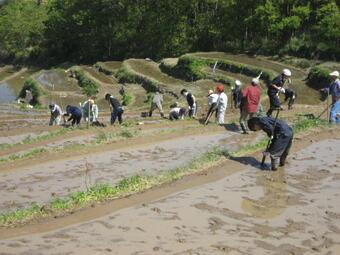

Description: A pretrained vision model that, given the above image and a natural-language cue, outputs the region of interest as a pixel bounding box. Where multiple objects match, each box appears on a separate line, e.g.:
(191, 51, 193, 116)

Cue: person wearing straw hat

(321, 71, 340, 124)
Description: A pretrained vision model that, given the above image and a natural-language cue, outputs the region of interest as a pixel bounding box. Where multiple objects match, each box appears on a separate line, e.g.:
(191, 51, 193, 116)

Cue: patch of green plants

(169, 54, 276, 86)
(307, 66, 332, 90)
(70, 67, 99, 96)
(0, 147, 227, 227)
(122, 93, 133, 106)
(94, 62, 114, 75)
(18, 78, 42, 106)
(0, 148, 48, 163)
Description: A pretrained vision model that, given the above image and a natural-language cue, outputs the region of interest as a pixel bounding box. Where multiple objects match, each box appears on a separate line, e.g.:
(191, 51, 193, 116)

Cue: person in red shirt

(239, 78, 262, 134)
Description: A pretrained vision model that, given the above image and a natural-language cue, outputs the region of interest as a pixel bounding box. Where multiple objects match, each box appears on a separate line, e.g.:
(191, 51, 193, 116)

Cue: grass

(0, 128, 71, 151)
(0, 147, 227, 227)
(0, 148, 48, 163)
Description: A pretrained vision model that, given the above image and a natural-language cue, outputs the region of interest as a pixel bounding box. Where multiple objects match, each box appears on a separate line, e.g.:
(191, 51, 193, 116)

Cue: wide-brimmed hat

(329, 71, 339, 77)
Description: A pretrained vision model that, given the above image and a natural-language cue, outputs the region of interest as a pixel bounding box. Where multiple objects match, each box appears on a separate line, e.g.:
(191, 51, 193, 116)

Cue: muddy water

(0, 82, 16, 103)
(1, 138, 339, 254)
(0, 132, 236, 213)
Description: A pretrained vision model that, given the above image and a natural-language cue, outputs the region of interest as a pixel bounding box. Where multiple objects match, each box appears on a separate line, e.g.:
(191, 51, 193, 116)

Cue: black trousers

(267, 93, 281, 117)
(269, 134, 293, 167)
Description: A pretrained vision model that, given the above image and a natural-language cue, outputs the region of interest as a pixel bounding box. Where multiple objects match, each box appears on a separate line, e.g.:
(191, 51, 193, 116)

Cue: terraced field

(0, 52, 337, 254)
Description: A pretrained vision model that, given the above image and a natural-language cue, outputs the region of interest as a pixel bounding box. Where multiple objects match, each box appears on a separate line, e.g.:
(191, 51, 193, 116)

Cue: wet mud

(0, 135, 339, 254)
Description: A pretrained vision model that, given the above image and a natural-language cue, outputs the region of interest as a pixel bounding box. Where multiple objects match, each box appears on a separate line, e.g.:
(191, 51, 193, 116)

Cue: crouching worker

(284, 88, 297, 110)
(64, 105, 82, 127)
(204, 90, 218, 124)
(169, 103, 186, 120)
(49, 103, 62, 126)
(248, 117, 293, 171)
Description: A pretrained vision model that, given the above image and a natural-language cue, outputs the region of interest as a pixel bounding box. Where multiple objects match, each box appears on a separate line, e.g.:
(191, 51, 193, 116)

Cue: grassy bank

(0, 117, 329, 227)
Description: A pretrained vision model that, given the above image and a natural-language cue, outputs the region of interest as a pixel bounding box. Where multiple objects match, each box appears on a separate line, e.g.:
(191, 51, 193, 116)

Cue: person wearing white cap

(82, 98, 99, 123)
(204, 89, 219, 124)
(232, 80, 242, 109)
(239, 78, 262, 134)
(322, 71, 340, 123)
(266, 69, 291, 117)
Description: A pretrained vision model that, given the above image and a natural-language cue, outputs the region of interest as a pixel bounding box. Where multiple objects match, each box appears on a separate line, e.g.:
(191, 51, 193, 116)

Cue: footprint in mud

(208, 217, 226, 233)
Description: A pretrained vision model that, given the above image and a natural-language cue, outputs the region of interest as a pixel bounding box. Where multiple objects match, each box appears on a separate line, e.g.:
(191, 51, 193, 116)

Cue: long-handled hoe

(261, 108, 280, 168)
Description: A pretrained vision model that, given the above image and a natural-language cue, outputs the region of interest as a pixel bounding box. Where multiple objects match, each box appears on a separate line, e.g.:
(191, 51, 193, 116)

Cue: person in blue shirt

(267, 69, 291, 116)
(248, 117, 293, 171)
(321, 71, 340, 124)
(64, 105, 82, 127)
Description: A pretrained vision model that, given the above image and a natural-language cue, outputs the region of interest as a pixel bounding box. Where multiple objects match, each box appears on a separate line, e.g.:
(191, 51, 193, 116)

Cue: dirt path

(0, 129, 339, 254)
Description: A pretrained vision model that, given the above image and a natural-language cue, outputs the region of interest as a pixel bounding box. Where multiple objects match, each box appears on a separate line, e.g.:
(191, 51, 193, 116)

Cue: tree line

(0, 0, 339, 65)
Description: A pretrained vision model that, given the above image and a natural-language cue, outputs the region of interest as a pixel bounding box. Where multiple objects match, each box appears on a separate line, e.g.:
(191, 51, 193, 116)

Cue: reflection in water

(0, 82, 17, 103)
(242, 170, 287, 219)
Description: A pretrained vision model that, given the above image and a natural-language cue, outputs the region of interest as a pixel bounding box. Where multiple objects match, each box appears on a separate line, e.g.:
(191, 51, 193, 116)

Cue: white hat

(235, 80, 241, 86)
(208, 90, 214, 95)
(282, 69, 291, 77)
(329, 71, 339, 77)
(252, 78, 260, 85)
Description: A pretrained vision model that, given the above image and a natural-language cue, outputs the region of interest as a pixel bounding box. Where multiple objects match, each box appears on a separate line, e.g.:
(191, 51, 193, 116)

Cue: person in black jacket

(64, 105, 82, 126)
(180, 89, 197, 118)
(248, 117, 293, 171)
(105, 93, 124, 125)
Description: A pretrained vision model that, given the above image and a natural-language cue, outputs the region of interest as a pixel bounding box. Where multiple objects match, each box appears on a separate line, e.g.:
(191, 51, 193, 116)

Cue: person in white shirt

(216, 85, 228, 124)
(204, 90, 219, 124)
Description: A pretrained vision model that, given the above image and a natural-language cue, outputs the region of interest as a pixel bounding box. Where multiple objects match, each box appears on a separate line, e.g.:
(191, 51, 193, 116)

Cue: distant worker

(267, 69, 291, 117)
(105, 93, 124, 125)
(204, 89, 219, 124)
(180, 89, 197, 118)
(149, 90, 164, 118)
(284, 88, 297, 110)
(216, 85, 228, 124)
(232, 80, 242, 109)
(321, 71, 340, 124)
(82, 99, 99, 123)
(64, 105, 82, 127)
(48, 103, 62, 126)
(169, 103, 186, 121)
(248, 117, 293, 171)
(239, 78, 262, 134)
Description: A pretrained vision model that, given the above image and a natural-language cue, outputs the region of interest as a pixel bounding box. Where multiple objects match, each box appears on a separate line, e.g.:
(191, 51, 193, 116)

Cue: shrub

(71, 67, 99, 96)
(122, 93, 132, 106)
(94, 62, 114, 75)
(18, 78, 42, 106)
(306, 66, 332, 89)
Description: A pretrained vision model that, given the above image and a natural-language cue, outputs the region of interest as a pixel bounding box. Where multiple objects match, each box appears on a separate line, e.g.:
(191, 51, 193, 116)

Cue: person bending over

(248, 117, 293, 171)
(64, 105, 82, 127)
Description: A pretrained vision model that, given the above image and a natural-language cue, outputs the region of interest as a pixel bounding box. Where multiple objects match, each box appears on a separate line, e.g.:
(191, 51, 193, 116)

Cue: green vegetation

(1, 0, 338, 63)
(0, 147, 227, 227)
(0, 128, 70, 151)
(168, 55, 276, 85)
(94, 62, 114, 75)
(116, 63, 161, 92)
(0, 148, 47, 163)
(70, 67, 99, 96)
(18, 78, 42, 105)
(307, 66, 332, 89)
(122, 93, 133, 106)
